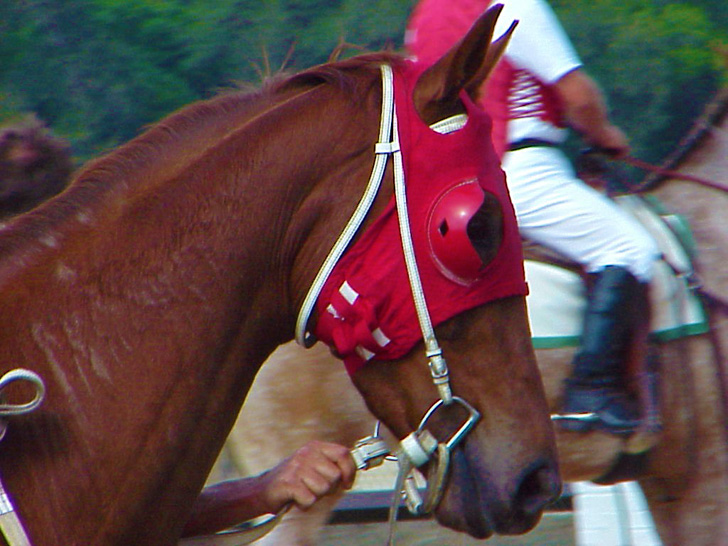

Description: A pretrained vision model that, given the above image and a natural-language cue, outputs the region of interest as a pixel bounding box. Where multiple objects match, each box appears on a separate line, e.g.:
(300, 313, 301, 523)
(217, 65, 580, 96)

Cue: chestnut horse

(221, 89, 728, 545)
(0, 7, 560, 546)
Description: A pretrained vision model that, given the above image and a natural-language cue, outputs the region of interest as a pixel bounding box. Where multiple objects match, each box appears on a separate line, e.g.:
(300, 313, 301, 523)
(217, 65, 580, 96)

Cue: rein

(0, 369, 46, 546)
(620, 154, 728, 193)
(613, 153, 728, 312)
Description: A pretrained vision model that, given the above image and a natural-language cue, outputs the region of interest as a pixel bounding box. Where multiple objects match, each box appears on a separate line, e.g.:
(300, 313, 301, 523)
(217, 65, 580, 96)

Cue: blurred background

(1, 0, 726, 167)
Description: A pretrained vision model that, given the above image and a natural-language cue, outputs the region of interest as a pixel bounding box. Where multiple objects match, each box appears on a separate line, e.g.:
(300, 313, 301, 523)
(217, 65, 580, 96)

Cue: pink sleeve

(406, 0, 510, 156)
(405, 0, 493, 66)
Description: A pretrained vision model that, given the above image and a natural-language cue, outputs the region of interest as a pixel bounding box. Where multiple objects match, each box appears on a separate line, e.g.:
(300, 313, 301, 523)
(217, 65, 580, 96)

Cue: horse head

(295, 6, 561, 539)
(0, 6, 558, 545)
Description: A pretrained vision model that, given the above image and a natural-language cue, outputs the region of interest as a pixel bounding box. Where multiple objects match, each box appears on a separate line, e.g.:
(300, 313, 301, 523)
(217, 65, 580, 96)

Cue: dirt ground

(320, 512, 575, 545)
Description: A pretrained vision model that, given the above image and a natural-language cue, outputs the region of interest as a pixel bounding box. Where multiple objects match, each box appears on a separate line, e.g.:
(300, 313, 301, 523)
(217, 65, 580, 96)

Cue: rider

(182, 440, 356, 537)
(406, 0, 661, 434)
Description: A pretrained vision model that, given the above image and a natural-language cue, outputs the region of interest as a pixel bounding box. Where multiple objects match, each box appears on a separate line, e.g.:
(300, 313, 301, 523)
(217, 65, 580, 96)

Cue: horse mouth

(434, 446, 561, 538)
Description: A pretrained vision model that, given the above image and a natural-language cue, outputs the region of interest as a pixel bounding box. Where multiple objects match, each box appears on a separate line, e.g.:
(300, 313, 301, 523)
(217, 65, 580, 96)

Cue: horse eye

(466, 193, 503, 266)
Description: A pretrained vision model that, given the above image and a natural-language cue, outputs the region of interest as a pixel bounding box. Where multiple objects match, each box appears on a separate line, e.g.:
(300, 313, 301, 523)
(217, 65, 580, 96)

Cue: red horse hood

(314, 61, 527, 375)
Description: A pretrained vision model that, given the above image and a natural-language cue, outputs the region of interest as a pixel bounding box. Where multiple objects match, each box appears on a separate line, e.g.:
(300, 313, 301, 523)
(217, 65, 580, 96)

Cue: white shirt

(493, 0, 582, 144)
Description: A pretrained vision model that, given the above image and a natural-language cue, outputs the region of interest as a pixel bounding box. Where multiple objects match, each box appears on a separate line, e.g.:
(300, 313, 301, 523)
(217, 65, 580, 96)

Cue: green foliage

(0, 0, 724, 166)
(552, 0, 726, 163)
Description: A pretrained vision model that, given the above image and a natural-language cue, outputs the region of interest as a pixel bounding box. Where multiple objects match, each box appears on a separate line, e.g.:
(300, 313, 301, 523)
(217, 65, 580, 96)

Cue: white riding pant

(502, 146, 659, 283)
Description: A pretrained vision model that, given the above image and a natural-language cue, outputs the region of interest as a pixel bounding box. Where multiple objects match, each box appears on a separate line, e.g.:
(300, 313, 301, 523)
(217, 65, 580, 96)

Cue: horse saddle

(523, 193, 708, 349)
(524, 193, 708, 455)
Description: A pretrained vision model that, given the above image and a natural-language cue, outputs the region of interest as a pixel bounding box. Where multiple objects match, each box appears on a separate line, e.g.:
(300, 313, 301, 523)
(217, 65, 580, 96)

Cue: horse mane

(272, 52, 401, 95)
(82, 51, 401, 187)
(0, 52, 403, 264)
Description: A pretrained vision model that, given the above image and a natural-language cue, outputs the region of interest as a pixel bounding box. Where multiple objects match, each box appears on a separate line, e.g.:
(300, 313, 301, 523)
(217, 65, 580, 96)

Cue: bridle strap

(178, 508, 289, 546)
(385, 441, 449, 546)
(295, 63, 455, 403)
(295, 64, 396, 348)
(390, 106, 453, 404)
(0, 369, 46, 546)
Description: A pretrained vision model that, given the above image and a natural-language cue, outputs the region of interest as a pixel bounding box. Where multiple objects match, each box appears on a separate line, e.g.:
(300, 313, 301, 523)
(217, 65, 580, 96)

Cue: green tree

(0, 0, 724, 166)
(552, 0, 726, 163)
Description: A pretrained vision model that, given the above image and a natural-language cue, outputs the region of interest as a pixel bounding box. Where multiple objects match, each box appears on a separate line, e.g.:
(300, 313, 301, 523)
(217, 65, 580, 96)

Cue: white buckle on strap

(375, 141, 400, 154)
(351, 436, 390, 471)
(400, 430, 438, 468)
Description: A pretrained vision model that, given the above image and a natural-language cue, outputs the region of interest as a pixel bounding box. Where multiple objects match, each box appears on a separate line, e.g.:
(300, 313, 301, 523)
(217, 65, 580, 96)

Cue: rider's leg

(502, 147, 660, 433)
(560, 266, 647, 433)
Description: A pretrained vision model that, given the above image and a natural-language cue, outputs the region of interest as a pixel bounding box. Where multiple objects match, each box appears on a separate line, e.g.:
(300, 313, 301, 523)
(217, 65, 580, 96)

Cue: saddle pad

(526, 195, 709, 349)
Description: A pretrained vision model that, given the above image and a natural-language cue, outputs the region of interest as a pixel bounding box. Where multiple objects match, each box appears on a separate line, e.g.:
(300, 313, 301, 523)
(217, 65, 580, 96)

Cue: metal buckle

(0, 369, 45, 418)
(351, 435, 390, 470)
(416, 396, 480, 452)
(0, 369, 46, 442)
(403, 473, 426, 514)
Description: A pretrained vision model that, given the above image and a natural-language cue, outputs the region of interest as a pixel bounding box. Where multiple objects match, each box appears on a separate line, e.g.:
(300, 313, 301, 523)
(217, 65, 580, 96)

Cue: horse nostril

(513, 458, 562, 518)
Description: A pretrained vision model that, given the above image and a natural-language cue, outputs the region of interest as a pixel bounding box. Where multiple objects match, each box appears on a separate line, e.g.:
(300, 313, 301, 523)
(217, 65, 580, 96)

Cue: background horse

(218, 87, 728, 545)
(0, 9, 560, 546)
(0, 116, 73, 220)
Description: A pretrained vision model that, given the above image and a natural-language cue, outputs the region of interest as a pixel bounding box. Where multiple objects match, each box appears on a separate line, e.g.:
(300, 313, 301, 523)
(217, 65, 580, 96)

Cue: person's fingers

(283, 441, 357, 510)
(287, 480, 319, 510)
(311, 441, 357, 488)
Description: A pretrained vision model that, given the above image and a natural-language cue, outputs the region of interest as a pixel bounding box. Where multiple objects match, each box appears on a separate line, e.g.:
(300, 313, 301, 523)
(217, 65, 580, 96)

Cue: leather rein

(616, 153, 728, 311)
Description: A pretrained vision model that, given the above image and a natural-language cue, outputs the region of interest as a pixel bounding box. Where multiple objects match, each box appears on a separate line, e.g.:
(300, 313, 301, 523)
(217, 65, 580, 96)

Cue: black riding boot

(558, 266, 644, 435)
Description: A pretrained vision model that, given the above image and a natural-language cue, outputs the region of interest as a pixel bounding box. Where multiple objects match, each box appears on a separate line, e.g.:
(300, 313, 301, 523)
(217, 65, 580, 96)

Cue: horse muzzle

(435, 440, 562, 538)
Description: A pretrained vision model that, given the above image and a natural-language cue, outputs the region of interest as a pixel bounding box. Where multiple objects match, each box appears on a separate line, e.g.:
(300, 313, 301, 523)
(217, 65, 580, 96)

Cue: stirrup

(555, 381, 640, 435)
(553, 409, 640, 435)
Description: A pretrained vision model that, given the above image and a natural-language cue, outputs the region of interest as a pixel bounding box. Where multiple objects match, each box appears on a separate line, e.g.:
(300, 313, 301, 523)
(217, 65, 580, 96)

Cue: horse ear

(464, 17, 517, 101)
(413, 4, 517, 124)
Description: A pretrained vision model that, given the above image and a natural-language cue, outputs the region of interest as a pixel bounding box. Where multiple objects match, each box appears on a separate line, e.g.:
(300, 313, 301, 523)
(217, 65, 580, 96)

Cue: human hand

(259, 440, 357, 514)
(587, 124, 630, 159)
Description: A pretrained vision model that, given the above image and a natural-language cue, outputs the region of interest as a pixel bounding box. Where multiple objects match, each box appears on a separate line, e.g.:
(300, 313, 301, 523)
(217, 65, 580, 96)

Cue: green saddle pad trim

(529, 193, 708, 349)
(532, 321, 710, 349)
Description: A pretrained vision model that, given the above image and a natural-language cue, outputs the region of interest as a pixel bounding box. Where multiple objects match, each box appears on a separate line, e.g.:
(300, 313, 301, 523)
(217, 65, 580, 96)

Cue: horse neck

(0, 68, 385, 545)
(650, 106, 728, 298)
